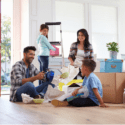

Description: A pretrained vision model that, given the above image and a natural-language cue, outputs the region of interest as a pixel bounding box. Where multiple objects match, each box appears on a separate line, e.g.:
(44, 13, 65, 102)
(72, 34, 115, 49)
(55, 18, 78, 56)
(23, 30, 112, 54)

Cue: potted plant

(106, 42, 119, 59)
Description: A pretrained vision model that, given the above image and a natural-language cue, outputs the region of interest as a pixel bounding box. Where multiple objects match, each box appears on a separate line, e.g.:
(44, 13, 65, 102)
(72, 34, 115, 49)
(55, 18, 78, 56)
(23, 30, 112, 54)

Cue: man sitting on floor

(10, 46, 55, 102)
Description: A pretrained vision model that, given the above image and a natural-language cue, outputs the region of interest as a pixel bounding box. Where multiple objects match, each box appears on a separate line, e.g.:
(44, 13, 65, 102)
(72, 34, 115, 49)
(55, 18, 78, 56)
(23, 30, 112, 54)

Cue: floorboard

(0, 95, 125, 124)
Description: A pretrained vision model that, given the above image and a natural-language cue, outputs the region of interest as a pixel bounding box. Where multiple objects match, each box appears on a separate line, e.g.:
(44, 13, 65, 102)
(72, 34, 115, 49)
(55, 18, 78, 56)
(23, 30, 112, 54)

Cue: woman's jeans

(16, 82, 55, 102)
(38, 56, 49, 85)
(38, 56, 49, 72)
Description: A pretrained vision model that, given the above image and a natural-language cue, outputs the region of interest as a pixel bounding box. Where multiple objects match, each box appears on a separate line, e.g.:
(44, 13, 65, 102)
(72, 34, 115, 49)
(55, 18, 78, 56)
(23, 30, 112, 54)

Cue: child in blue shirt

(37, 24, 56, 85)
(51, 59, 108, 107)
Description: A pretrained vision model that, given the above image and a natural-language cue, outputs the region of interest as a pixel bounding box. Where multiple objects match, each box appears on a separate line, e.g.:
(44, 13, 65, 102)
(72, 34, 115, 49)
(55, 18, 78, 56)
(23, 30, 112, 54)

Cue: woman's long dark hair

(76, 29, 90, 49)
(40, 24, 49, 38)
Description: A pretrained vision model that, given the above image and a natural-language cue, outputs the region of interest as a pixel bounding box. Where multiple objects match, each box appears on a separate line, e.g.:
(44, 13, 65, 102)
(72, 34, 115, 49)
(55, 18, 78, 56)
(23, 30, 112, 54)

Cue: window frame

(88, 3, 119, 54)
(54, 0, 120, 59)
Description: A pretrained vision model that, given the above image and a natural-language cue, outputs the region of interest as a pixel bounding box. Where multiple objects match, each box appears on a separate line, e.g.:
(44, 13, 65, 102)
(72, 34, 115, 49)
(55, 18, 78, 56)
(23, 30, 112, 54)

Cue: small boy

(51, 59, 107, 107)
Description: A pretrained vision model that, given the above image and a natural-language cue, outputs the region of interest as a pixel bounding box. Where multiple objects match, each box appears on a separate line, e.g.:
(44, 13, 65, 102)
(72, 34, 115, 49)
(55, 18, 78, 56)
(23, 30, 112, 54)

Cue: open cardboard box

(95, 72, 125, 104)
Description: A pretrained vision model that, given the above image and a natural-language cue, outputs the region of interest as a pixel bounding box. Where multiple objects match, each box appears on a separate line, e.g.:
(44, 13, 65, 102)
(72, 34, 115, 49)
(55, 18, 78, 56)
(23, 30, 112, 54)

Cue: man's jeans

(16, 82, 55, 101)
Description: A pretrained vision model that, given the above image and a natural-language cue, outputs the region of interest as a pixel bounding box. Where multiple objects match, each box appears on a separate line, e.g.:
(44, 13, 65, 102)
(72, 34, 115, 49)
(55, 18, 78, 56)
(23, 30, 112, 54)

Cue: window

(1, 0, 12, 94)
(91, 5, 118, 58)
(55, 1, 85, 57)
(55, 1, 118, 59)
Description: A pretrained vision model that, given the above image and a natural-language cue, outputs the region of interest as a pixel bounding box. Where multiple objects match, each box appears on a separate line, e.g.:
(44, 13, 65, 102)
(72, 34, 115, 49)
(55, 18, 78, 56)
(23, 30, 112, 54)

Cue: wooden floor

(0, 95, 125, 124)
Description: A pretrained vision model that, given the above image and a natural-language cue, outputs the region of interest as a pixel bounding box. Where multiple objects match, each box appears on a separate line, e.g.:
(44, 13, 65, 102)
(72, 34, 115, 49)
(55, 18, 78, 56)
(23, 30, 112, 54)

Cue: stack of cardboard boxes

(95, 73, 125, 104)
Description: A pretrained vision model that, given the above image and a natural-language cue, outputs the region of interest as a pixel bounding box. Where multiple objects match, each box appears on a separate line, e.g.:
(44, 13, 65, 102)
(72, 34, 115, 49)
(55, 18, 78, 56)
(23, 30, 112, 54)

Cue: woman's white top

(76, 49, 84, 59)
(74, 49, 84, 68)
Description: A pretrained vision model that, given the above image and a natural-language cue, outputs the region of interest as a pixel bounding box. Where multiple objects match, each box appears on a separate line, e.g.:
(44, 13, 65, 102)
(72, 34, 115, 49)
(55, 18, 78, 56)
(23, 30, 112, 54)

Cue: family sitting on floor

(10, 25, 108, 107)
(10, 46, 107, 107)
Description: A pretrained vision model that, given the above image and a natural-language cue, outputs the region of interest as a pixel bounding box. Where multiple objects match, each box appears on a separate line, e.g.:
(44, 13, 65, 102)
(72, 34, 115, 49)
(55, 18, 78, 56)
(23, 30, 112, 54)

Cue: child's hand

(72, 89, 78, 96)
(99, 103, 108, 108)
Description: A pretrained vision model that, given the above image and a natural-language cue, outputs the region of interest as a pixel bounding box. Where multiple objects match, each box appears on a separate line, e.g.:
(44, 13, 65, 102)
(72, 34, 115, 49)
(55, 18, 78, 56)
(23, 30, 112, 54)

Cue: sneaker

(51, 99, 68, 107)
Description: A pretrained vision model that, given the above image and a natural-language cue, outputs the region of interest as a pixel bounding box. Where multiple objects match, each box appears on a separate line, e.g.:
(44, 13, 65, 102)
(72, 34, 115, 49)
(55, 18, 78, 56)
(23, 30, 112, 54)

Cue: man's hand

(72, 89, 78, 96)
(22, 72, 45, 85)
(36, 72, 45, 80)
(99, 103, 108, 108)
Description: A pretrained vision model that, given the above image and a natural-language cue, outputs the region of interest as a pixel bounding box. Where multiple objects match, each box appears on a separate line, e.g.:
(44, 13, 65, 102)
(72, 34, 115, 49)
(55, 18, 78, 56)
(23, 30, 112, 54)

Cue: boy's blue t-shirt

(82, 72, 103, 105)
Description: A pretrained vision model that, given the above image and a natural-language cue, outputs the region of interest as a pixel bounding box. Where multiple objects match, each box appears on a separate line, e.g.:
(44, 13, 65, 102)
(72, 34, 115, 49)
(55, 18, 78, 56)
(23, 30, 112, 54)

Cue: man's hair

(23, 46, 36, 53)
(82, 59, 96, 72)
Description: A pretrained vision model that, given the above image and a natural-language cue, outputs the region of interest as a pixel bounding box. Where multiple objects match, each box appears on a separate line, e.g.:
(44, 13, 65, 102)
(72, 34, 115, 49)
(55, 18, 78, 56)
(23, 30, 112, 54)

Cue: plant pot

(110, 51, 117, 59)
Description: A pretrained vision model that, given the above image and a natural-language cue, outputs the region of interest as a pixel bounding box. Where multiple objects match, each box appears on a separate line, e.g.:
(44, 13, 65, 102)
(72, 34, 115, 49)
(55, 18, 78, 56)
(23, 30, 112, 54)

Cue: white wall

(118, 0, 125, 71)
(118, 0, 125, 55)
(12, 0, 21, 65)
(21, 0, 29, 58)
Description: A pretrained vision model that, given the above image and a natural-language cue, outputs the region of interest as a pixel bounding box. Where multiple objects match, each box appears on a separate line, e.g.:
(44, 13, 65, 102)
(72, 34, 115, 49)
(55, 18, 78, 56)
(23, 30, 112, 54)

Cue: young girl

(37, 24, 56, 85)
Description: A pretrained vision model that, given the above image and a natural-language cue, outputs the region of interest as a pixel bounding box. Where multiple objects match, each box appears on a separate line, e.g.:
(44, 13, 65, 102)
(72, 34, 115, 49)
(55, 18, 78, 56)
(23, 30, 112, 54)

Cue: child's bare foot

(51, 100, 68, 107)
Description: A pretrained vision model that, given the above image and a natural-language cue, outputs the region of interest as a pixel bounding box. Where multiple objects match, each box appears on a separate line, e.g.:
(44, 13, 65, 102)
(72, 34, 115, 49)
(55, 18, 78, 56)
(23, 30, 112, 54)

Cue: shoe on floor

(51, 99, 68, 107)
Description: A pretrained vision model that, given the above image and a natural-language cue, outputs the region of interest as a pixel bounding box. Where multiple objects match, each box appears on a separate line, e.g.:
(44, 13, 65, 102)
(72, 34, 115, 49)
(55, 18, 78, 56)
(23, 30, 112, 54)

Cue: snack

(60, 72, 69, 79)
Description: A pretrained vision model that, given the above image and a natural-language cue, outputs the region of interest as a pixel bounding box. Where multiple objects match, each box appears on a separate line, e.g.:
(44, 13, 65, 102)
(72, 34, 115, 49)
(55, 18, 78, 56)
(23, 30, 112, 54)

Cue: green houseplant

(106, 42, 119, 59)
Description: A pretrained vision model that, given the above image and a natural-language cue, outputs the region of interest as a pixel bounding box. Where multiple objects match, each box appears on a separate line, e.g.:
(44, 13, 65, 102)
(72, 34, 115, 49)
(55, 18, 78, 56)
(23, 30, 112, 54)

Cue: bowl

(33, 99, 44, 104)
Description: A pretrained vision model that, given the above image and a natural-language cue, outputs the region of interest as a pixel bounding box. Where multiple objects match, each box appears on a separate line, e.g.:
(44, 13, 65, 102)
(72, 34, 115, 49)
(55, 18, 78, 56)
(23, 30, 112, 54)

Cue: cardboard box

(95, 73, 125, 104)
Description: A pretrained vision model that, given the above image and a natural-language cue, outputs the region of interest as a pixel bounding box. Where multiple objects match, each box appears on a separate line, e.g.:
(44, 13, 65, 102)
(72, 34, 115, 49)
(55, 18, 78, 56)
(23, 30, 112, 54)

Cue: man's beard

(26, 57, 33, 64)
